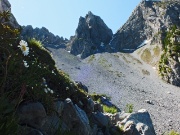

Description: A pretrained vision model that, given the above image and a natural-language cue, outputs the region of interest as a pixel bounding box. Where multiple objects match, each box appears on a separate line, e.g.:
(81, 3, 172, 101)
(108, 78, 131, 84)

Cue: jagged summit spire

(86, 11, 94, 19)
(70, 12, 113, 58)
(88, 11, 93, 15)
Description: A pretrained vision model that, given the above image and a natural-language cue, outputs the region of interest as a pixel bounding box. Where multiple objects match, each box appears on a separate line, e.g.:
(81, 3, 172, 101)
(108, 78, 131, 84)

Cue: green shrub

(125, 104, 133, 113)
(103, 105, 118, 114)
(28, 38, 43, 48)
(166, 130, 180, 135)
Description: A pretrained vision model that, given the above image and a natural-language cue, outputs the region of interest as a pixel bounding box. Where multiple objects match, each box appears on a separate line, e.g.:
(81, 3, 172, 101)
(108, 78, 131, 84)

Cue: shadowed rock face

(0, 0, 20, 28)
(69, 11, 113, 58)
(110, 0, 180, 52)
(21, 25, 68, 49)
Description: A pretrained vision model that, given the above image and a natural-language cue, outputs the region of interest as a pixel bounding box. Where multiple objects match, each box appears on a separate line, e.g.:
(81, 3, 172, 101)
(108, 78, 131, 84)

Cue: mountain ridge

(69, 11, 113, 58)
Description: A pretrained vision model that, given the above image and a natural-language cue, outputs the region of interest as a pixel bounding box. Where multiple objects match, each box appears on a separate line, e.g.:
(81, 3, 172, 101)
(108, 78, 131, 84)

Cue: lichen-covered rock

(69, 11, 113, 58)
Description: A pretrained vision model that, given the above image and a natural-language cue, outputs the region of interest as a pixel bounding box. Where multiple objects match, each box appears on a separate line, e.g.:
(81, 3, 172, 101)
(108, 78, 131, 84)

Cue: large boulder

(17, 102, 47, 129)
(61, 98, 92, 135)
(119, 109, 156, 135)
(69, 11, 113, 58)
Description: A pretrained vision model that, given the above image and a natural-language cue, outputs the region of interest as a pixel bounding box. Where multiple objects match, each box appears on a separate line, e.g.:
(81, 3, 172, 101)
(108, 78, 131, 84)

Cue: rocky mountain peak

(69, 11, 113, 58)
(86, 11, 94, 20)
(21, 25, 68, 49)
(0, 0, 19, 28)
(110, 0, 180, 52)
(0, 0, 11, 12)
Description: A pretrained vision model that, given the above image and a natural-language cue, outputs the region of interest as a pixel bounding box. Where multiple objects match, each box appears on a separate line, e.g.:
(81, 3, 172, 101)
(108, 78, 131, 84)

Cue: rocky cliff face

(21, 25, 68, 49)
(0, 0, 19, 28)
(69, 11, 113, 58)
(110, 0, 180, 52)
(109, 0, 180, 86)
(159, 26, 180, 86)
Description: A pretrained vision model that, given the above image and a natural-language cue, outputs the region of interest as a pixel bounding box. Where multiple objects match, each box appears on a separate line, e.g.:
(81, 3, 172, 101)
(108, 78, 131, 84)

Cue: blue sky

(9, 0, 141, 39)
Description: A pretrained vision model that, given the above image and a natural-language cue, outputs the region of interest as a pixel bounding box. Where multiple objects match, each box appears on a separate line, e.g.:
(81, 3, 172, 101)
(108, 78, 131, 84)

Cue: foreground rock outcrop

(16, 98, 156, 135)
(69, 11, 113, 58)
(120, 109, 156, 135)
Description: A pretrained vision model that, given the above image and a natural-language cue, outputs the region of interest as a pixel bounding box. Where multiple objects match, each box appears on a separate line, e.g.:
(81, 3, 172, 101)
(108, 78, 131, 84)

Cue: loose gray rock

(145, 100, 154, 105)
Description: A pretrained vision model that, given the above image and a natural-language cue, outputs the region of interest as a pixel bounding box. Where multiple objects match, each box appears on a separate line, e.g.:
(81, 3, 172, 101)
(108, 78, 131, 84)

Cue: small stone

(167, 91, 171, 94)
(145, 100, 154, 105)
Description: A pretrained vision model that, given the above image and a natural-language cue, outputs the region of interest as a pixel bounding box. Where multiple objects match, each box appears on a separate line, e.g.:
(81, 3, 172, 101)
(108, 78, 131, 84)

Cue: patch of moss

(153, 46, 160, 57)
(98, 57, 109, 67)
(142, 69, 150, 75)
(88, 54, 95, 63)
(141, 48, 152, 63)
